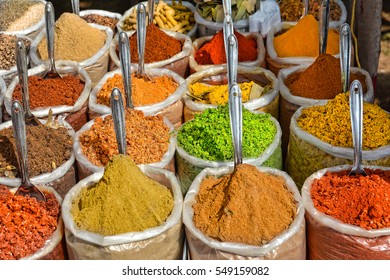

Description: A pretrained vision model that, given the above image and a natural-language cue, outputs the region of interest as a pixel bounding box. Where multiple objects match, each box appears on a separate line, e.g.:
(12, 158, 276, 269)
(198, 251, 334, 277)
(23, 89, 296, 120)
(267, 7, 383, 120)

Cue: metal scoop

(136, 3, 150, 81)
(118, 31, 134, 109)
(71, 0, 80, 15)
(12, 101, 46, 202)
(223, 14, 234, 65)
(148, 0, 155, 25)
(16, 40, 41, 126)
(227, 34, 242, 168)
(349, 80, 367, 176)
(42, 2, 62, 79)
(340, 23, 351, 93)
(301, 0, 309, 19)
(111, 88, 127, 155)
(319, 0, 330, 55)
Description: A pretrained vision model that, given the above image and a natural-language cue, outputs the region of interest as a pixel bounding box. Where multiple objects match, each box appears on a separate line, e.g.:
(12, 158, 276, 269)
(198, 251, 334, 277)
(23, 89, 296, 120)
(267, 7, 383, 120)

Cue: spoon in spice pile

(227, 34, 243, 169)
(11, 101, 46, 202)
(71, 0, 80, 15)
(111, 88, 127, 155)
(301, 0, 309, 19)
(15, 40, 41, 127)
(118, 31, 134, 109)
(223, 14, 234, 64)
(42, 2, 62, 79)
(319, 0, 330, 55)
(348, 80, 367, 176)
(340, 23, 352, 93)
(136, 3, 151, 81)
(148, 0, 154, 25)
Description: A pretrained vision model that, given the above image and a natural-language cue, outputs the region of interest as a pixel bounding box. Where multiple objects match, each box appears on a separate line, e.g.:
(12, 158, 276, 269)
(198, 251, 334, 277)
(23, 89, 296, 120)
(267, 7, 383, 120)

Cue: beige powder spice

(193, 164, 296, 246)
(37, 12, 106, 62)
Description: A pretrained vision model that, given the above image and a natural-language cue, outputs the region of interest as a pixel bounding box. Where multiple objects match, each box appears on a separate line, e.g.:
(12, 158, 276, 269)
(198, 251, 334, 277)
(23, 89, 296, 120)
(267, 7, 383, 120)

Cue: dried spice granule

(12, 74, 85, 108)
(0, 185, 60, 260)
(193, 164, 296, 245)
(79, 109, 170, 166)
(82, 14, 118, 33)
(0, 0, 44, 31)
(297, 93, 390, 149)
(0, 34, 31, 70)
(311, 169, 390, 230)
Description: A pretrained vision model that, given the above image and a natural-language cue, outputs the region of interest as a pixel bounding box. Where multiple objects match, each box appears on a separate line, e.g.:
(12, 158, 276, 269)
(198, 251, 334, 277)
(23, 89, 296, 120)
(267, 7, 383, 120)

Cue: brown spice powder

(193, 164, 296, 246)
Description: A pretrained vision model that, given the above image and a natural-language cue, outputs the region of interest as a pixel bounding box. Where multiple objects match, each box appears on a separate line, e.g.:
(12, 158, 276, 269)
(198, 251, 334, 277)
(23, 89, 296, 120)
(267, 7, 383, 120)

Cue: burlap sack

(189, 32, 265, 74)
(183, 65, 279, 122)
(0, 118, 77, 199)
(3, 61, 92, 131)
(88, 66, 185, 128)
(30, 24, 113, 88)
(286, 105, 390, 189)
(62, 166, 183, 260)
(302, 165, 390, 259)
(278, 65, 374, 159)
(73, 114, 176, 180)
(109, 29, 191, 77)
(183, 166, 305, 259)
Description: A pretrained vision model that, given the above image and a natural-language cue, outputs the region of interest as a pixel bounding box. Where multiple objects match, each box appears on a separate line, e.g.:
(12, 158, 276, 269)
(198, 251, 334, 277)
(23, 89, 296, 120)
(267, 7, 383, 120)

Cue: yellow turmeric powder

(188, 81, 267, 105)
(97, 73, 178, 106)
(274, 14, 339, 57)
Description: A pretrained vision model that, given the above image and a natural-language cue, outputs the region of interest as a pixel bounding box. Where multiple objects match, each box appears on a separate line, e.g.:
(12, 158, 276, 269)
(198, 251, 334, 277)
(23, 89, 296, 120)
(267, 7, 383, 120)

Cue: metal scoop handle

(118, 32, 133, 109)
(223, 15, 234, 64)
(137, 3, 146, 77)
(111, 88, 127, 155)
(45, 2, 58, 74)
(302, 0, 309, 17)
(229, 83, 243, 167)
(349, 80, 366, 175)
(71, 0, 80, 15)
(227, 34, 238, 90)
(222, 0, 232, 16)
(319, 0, 330, 55)
(340, 23, 351, 93)
(16, 40, 33, 120)
(148, 0, 154, 25)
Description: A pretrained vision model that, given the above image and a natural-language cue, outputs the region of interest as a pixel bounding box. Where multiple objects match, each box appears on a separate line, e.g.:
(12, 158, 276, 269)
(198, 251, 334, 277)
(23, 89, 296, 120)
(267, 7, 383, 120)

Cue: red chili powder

(194, 29, 258, 65)
(311, 169, 390, 230)
(12, 74, 85, 108)
(0, 185, 60, 260)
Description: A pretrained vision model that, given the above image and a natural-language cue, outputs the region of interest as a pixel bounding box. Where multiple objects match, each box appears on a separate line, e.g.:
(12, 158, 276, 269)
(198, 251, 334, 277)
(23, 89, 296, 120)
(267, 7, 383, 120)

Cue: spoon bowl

(11, 101, 46, 202)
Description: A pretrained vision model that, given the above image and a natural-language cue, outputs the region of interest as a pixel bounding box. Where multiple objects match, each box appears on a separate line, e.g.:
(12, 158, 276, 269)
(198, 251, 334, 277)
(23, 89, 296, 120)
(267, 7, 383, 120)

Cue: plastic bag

(183, 165, 305, 259)
(194, 4, 252, 37)
(0, 76, 5, 124)
(62, 166, 183, 259)
(183, 65, 279, 121)
(88, 67, 185, 127)
(117, 1, 198, 40)
(278, 65, 374, 159)
(0, 0, 46, 40)
(286, 105, 390, 189)
(266, 22, 340, 75)
(175, 113, 283, 194)
(109, 29, 191, 78)
(249, 0, 281, 37)
(3, 61, 92, 130)
(302, 165, 390, 259)
(74, 114, 176, 180)
(189, 32, 265, 74)
(0, 118, 77, 198)
(30, 24, 113, 87)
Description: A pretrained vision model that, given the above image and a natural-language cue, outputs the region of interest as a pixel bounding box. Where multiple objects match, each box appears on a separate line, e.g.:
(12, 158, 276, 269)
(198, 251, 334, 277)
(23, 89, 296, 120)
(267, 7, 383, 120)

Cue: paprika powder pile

(12, 74, 85, 108)
(194, 29, 257, 65)
(285, 54, 367, 99)
(127, 23, 182, 63)
(0, 185, 60, 260)
(310, 169, 390, 230)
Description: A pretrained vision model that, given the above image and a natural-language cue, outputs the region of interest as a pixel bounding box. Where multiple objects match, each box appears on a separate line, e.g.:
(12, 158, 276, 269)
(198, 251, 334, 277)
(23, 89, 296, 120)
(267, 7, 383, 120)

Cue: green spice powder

(177, 105, 277, 161)
(297, 93, 390, 149)
(71, 155, 174, 236)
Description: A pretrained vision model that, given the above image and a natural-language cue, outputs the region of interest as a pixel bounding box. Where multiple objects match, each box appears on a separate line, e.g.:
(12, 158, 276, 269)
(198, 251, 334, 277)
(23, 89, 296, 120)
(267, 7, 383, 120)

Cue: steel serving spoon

(136, 3, 150, 81)
(12, 101, 46, 202)
(15, 40, 41, 126)
(148, 0, 155, 25)
(111, 88, 127, 155)
(349, 80, 367, 176)
(340, 23, 352, 93)
(71, 0, 80, 15)
(118, 31, 134, 109)
(319, 0, 330, 55)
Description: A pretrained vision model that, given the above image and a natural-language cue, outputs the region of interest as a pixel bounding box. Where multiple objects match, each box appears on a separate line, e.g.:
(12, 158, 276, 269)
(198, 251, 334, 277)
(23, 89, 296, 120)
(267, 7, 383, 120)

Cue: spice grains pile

(0, 0, 390, 261)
